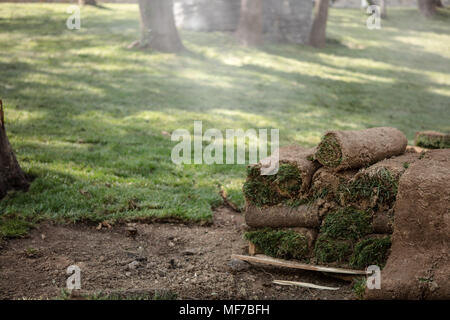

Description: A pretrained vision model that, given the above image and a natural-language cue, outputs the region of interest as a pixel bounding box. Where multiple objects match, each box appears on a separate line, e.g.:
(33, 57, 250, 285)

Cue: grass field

(0, 4, 449, 237)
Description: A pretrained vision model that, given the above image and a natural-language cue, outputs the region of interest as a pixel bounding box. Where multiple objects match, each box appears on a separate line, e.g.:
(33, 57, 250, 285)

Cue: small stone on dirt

(228, 259, 250, 272)
(125, 225, 138, 237)
(182, 249, 196, 256)
(127, 260, 140, 270)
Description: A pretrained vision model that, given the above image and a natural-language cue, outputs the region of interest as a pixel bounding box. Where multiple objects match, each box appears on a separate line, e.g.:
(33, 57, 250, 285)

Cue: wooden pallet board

(231, 254, 368, 275)
(273, 280, 339, 291)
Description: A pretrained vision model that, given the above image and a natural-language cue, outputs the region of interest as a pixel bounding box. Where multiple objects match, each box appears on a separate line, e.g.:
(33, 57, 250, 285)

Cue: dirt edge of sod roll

(243, 145, 320, 207)
(315, 127, 408, 171)
(366, 149, 450, 300)
(415, 131, 450, 149)
(245, 203, 321, 228)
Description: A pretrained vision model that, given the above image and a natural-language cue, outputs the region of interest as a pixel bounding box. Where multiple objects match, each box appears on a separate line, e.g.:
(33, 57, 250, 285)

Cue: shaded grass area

(0, 5, 449, 236)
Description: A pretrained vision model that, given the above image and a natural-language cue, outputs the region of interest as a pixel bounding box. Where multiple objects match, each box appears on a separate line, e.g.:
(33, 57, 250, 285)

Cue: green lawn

(0, 4, 449, 237)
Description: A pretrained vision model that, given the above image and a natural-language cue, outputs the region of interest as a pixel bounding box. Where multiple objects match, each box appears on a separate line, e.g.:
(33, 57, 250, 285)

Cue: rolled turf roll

(243, 145, 320, 207)
(315, 127, 408, 171)
(343, 152, 421, 210)
(415, 131, 450, 149)
(245, 203, 320, 228)
(366, 149, 450, 300)
(244, 227, 317, 260)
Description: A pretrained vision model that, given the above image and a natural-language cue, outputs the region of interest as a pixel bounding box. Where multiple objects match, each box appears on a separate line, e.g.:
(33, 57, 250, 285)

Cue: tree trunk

(309, 0, 329, 48)
(380, 0, 387, 19)
(0, 100, 29, 200)
(434, 0, 444, 7)
(78, 0, 98, 6)
(418, 0, 437, 17)
(137, 0, 184, 53)
(236, 0, 263, 46)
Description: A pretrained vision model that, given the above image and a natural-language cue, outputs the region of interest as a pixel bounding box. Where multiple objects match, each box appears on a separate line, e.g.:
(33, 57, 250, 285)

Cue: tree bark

(434, 0, 444, 7)
(309, 0, 329, 48)
(137, 0, 185, 53)
(418, 0, 437, 17)
(380, 0, 387, 19)
(78, 0, 98, 6)
(235, 0, 263, 46)
(0, 100, 29, 200)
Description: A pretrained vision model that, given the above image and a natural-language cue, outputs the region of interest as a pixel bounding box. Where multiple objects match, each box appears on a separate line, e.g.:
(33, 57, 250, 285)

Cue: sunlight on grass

(0, 4, 449, 235)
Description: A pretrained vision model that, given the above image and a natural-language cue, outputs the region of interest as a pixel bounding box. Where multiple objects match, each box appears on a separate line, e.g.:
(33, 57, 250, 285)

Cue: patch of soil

(0, 207, 354, 300)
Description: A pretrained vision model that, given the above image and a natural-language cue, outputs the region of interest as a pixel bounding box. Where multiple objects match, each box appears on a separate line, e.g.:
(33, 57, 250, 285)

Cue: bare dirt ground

(0, 207, 354, 300)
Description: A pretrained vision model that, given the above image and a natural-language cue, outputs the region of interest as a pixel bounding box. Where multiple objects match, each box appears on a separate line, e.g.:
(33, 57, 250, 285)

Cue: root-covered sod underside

(1, 5, 450, 235)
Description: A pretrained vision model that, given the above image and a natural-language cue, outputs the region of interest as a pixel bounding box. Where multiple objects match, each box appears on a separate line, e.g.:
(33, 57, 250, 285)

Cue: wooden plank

(231, 254, 368, 275)
(248, 242, 258, 256)
(273, 280, 339, 291)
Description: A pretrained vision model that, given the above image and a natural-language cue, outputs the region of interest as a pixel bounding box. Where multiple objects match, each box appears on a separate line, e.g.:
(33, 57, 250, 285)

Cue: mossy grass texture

(243, 163, 302, 207)
(0, 213, 34, 238)
(340, 168, 399, 208)
(353, 277, 367, 300)
(314, 235, 352, 264)
(315, 134, 342, 167)
(319, 207, 372, 241)
(244, 228, 309, 260)
(314, 207, 373, 265)
(350, 236, 391, 269)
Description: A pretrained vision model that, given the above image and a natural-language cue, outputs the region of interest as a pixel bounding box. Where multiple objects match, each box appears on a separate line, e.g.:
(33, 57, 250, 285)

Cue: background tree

(418, 0, 437, 16)
(434, 0, 444, 7)
(0, 100, 29, 200)
(380, 0, 387, 19)
(236, 0, 263, 46)
(137, 0, 184, 52)
(309, 0, 329, 48)
(78, 0, 98, 6)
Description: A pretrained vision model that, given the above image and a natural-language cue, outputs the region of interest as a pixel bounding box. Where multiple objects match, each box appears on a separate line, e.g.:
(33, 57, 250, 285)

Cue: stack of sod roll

(243, 127, 421, 269)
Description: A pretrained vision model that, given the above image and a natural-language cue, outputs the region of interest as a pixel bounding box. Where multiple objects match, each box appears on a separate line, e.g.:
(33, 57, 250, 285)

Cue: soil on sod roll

(243, 146, 320, 207)
(244, 228, 317, 260)
(366, 149, 450, 300)
(341, 152, 421, 211)
(415, 131, 450, 149)
(371, 210, 394, 234)
(245, 203, 320, 228)
(310, 168, 358, 203)
(315, 127, 407, 171)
